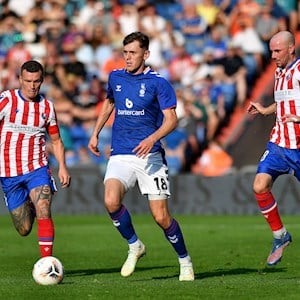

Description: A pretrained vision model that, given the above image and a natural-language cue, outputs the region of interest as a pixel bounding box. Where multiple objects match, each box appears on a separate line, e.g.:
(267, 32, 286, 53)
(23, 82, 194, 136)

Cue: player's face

(269, 38, 294, 69)
(123, 40, 150, 74)
(19, 70, 43, 101)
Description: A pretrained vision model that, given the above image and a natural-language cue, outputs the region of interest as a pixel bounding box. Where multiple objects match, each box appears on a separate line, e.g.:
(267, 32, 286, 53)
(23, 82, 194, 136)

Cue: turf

(0, 214, 300, 300)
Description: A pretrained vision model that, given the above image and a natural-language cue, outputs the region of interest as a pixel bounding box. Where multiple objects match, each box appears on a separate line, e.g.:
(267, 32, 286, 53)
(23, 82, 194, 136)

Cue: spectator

(255, 4, 280, 62)
(272, 0, 299, 33)
(139, 3, 167, 38)
(160, 21, 186, 62)
(106, 20, 125, 51)
(75, 0, 99, 31)
(63, 50, 87, 83)
(176, 3, 208, 55)
(85, 1, 114, 33)
(46, 85, 78, 167)
(195, 78, 223, 141)
(100, 46, 126, 83)
(191, 140, 233, 176)
(214, 40, 248, 107)
(73, 32, 96, 79)
(93, 32, 113, 78)
(179, 88, 205, 170)
(196, 0, 222, 29)
(7, 0, 34, 18)
(203, 25, 229, 60)
(118, 4, 139, 36)
(6, 33, 32, 70)
(228, 0, 262, 37)
(163, 127, 188, 176)
(168, 44, 197, 87)
(70, 82, 99, 165)
(231, 15, 265, 78)
(201, 74, 226, 125)
(0, 13, 23, 55)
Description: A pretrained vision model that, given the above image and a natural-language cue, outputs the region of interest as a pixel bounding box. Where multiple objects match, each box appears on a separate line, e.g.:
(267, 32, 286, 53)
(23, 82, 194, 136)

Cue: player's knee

(104, 193, 122, 213)
(153, 214, 171, 229)
(252, 175, 271, 194)
(104, 199, 121, 213)
(253, 181, 271, 194)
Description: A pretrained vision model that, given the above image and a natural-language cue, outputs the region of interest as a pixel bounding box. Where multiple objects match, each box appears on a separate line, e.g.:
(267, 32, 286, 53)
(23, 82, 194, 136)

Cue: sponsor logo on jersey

(117, 109, 145, 116)
(125, 98, 133, 109)
(117, 98, 145, 116)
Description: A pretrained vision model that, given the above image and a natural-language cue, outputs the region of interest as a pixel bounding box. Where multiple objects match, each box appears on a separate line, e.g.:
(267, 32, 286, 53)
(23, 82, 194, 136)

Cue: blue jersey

(106, 67, 176, 155)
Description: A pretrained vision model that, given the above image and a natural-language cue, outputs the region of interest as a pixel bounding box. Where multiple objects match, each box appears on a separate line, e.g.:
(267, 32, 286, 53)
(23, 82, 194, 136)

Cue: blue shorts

(0, 166, 57, 211)
(257, 142, 300, 182)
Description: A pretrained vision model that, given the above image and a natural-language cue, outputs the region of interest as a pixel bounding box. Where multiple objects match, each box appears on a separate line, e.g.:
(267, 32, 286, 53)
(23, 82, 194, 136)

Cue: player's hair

(123, 32, 149, 50)
(21, 60, 44, 76)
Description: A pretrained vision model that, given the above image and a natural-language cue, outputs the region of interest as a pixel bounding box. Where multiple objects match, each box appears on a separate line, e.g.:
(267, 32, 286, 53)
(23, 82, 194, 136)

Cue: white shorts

(104, 152, 170, 200)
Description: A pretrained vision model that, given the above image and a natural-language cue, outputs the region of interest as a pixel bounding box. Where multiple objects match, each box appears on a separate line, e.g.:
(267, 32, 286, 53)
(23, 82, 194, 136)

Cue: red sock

(255, 191, 283, 231)
(37, 219, 55, 257)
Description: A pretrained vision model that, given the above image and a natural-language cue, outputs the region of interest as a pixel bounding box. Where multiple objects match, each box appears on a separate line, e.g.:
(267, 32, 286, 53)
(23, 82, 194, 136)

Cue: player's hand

(247, 101, 262, 115)
(88, 135, 100, 156)
(58, 168, 71, 188)
(282, 114, 300, 123)
(133, 137, 155, 158)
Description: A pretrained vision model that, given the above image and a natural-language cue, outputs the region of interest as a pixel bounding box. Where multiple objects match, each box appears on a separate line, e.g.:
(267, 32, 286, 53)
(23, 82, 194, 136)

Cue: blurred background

(1, 0, 300, 215)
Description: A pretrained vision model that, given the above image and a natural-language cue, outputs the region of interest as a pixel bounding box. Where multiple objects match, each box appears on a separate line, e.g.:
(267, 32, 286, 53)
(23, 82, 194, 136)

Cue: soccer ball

(32, 256, 64, 285)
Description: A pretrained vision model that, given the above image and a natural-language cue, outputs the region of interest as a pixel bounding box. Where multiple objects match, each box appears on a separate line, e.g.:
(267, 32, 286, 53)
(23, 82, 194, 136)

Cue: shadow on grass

(196, 267, 287, 280)
(152, 266, 287, 280)
(65, 265, 173, 277)
(64, 265, 287, 282)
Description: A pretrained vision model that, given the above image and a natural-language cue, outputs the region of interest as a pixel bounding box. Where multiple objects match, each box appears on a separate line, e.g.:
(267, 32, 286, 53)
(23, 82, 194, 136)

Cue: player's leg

(137, 152, 194, 280)
(29, 184, 55, 257)
(104, 178, 145, 277)
(253, 144, 292, 266)
(149, 198, 194, 281)
(253, 173, 291, 265)
(104, 155, 146, 277)
(10, 199, 35, 236)
(0, 176, 35, 236)
(27, 166, 57, 257)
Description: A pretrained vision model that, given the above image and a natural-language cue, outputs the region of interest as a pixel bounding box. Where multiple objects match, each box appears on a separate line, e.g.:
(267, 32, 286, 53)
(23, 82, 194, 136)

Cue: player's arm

(133, 107, 178, 158)
(88, 98, 115, 156)
(49, 132, 71, 188)
(247, 101, 276, 116)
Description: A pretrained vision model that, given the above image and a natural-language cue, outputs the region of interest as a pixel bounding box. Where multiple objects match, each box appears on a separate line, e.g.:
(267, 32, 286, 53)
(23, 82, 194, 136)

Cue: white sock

(273, 227, 286, 239)
(179, 255, 192, 265)
(129, 239, 141, 250)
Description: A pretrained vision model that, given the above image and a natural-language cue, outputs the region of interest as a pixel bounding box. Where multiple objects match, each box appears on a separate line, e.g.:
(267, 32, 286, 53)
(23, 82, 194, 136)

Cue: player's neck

(127, 65, 149, 75)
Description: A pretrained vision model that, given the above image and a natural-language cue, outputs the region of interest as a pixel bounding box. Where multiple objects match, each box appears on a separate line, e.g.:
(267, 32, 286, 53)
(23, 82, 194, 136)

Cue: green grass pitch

(0, 214, 300, 300)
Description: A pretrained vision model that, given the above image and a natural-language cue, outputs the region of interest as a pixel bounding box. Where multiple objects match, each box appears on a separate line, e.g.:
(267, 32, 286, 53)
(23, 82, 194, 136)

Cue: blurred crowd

(0, 0, 299, 176)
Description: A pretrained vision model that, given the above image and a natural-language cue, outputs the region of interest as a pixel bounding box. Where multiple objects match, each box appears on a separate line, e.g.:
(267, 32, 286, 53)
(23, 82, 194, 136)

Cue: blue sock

(109, 205, 137, 244)
(164, 219, 188, 258)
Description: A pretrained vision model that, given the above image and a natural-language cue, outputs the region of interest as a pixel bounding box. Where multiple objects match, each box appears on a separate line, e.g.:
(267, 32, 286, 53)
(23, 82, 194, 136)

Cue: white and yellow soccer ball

(32, 256, 64, 285)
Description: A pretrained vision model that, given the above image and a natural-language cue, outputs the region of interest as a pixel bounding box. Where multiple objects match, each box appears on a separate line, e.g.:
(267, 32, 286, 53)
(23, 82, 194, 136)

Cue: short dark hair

(123, 32, 149, 50)
(21, 60, 44, 75)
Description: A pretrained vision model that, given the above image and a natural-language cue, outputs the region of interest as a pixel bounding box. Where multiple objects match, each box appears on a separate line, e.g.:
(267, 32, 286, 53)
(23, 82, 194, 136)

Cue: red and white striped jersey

(270, 59, 300, 149)
(0, 89, 59, 177)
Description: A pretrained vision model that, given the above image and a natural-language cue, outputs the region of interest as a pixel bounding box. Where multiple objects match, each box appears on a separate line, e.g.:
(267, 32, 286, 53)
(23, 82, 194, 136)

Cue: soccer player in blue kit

(88, 31, 194, 281)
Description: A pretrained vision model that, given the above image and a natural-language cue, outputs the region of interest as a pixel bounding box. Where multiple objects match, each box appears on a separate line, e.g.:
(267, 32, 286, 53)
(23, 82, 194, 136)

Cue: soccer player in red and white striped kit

(248, 31, 300, 266)
(0, 60, 71, 257)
